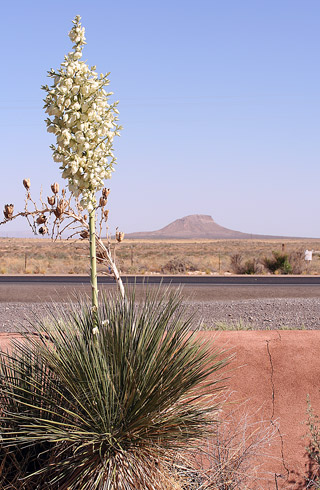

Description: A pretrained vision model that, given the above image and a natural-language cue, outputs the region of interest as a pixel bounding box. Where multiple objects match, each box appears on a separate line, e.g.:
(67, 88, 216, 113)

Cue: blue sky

(1, 0, 320, 237)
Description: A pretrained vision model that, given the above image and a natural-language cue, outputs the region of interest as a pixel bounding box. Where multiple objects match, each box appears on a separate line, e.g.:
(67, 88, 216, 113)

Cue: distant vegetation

(231, 249, 306, 275)
(0, 238, 319, 275)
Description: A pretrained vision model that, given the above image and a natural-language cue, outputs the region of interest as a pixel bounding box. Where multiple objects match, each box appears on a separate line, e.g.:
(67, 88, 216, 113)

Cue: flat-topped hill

(126, 214, 285, 240)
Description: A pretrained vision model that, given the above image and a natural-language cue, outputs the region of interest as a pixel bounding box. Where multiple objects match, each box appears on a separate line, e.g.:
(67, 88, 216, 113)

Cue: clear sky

(1, 0, 320, 237)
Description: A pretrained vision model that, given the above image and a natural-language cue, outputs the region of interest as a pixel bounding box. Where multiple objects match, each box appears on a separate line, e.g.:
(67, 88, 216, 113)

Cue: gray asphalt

(0, 278, 319, 303)
(1, 274, 320, 285)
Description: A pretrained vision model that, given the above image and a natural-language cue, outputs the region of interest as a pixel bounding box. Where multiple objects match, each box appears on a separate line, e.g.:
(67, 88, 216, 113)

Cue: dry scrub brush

(231, 249, 306, 275)
(295, 398, 320, 489)
(1, 179, 125, 294)
(174, 397, 278, 490)
(230, 254, 262, 275)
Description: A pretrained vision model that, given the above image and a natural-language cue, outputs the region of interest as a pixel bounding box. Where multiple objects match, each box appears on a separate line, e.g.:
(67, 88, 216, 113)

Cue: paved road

(1, 274, 320, 285)
(0, 275, 319, 303)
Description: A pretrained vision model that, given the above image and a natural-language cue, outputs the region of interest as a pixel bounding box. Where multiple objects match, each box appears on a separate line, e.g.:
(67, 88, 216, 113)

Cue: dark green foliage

(263, 251, 292, 274)
(0, 289, 227, 489)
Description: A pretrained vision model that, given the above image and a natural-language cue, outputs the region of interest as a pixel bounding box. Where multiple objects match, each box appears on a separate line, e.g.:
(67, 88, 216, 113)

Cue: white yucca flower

(42, 15, 121, 210)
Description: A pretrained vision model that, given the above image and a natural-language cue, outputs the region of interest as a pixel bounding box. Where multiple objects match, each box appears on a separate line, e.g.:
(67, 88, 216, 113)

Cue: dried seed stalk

(0, 179, 125, 299)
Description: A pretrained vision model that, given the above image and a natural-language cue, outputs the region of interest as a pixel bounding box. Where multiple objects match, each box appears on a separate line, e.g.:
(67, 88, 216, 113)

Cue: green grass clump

(202, 322, 308, 331)
(202, 320, 255, 331)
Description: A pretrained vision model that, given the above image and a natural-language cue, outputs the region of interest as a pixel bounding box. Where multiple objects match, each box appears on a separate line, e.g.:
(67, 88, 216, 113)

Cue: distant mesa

(125, 214, 281, 240)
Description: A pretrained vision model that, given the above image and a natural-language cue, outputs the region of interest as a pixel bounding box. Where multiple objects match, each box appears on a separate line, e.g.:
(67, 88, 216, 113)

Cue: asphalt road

(0, 275, 319, 302)
(1, 274, 320, 285)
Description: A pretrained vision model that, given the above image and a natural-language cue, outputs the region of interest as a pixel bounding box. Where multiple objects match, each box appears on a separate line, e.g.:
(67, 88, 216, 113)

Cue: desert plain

(0, 237, 320, 276)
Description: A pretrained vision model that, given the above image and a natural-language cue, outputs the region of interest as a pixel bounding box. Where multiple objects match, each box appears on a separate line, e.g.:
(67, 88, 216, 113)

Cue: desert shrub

(230, 254, 261, 275)
(298, 399, 320, 489)
(263, 250, 305, 275)
(243, 258, 262, 275)
(288, 398, 320, 489)
(0, 288, 227, 489)
(230, 253, 243, 274)
(161, 257, 197, 274)
(263, 251, 292, 274)
(174, 399, 277, 489)
(289, 249, 305, 274)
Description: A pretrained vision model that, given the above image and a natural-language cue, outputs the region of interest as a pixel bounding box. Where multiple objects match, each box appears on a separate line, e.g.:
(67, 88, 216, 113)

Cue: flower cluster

(42, 15, 121, 211)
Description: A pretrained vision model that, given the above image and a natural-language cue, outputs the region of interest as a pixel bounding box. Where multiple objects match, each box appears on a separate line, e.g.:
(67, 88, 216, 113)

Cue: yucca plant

(0, 288, 227, 489)
(0, 346, 59, 489)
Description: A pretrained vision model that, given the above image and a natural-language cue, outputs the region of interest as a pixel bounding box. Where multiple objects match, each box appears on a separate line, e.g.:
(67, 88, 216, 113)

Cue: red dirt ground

(0, 331, 319, 489)
(200, 331, 320, 489)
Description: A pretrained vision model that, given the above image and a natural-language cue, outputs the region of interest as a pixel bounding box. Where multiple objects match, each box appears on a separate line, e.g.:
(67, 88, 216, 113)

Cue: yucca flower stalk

(0, 288, 228, 489)
(42, 15, 121, 310)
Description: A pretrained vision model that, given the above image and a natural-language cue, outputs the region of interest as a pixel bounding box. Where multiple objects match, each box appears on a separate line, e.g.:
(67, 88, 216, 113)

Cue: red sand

(0, 331, 319, 489)
(199, 331, 320, 489)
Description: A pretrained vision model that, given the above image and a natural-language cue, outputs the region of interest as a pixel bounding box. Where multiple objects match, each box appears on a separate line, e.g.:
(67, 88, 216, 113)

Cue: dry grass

(0, 238, 89, 275)
(176, 397, 278, 490)
(0, 237, 320, 275)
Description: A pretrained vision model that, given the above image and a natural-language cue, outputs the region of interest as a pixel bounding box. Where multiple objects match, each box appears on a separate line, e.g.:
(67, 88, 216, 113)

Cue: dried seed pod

(99, 197, 108, 207)
(83, 214, 88, 221)
(38, 226, 48, 235)
(23, 178, 31, 190)
(80, 230, 89, 239)
(54, 199, 67, 219)
(61, 188, 66, 197)
(36, 214, 47, 225)
(47, 196, 55, 206)
(116, 231, 125, 243)
(96, 250, 105, 263)
(102, 188, 110, 199)
(54, 207, 62, 218)
(51, 182, 59, 194)
(103, 209, 109, 221)
(3, 204, 14, 220)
